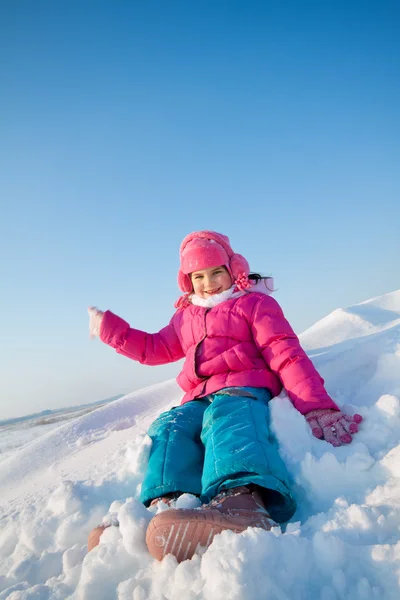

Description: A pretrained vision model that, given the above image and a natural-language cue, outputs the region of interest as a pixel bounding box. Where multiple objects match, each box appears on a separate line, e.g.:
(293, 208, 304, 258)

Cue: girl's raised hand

(88, 306, 104, 339)
(305, 408, 363, 447)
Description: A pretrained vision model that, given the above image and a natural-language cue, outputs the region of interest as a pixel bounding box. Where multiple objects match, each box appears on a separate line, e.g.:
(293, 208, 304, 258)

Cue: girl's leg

(145, 389, 295, 562)
(201, 387, 296, 523)
(140, 400, 208, 506)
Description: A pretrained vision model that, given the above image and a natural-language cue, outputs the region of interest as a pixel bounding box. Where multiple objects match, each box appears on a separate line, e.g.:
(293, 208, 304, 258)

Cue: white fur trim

(191, 286, 244, 307)
(190, 278, 274, 308)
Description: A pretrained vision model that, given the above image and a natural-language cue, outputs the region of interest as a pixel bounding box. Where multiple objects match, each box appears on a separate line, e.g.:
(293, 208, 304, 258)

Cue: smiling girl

(87, 230, 362, 562)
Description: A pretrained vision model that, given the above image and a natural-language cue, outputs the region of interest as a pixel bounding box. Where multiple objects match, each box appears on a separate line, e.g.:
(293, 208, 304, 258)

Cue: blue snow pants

(140, 387, 296, 523)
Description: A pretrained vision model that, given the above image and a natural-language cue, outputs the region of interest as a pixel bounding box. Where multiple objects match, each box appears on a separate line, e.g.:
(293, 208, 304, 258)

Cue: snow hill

(0, 290, 399, 600)
(0, 396, 126, 462)
(0, 394, 125, 428)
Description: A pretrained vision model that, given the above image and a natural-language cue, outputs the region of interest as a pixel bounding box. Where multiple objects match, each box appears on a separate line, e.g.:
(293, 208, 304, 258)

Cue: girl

(87, 230, 362, 562)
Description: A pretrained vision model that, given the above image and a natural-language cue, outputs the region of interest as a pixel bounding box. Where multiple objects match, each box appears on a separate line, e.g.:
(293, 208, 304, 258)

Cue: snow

(0, 399, 124, 462)
(0, 290, 399, 599)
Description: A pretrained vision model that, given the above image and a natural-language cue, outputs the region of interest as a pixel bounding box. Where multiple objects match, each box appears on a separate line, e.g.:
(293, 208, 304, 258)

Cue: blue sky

(1, 0, 399, 419)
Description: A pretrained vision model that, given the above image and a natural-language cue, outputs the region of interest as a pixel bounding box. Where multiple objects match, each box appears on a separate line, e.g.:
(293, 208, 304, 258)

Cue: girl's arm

(99, 310, 185, 365)
(250, 295, 340, 415)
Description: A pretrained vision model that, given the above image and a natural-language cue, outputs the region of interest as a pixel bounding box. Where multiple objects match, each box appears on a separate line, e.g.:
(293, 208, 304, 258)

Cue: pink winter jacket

(100, 293, 339, 415)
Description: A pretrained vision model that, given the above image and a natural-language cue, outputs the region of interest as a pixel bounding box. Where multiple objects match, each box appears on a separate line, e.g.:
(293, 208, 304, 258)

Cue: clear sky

(1, 0, 399, 420)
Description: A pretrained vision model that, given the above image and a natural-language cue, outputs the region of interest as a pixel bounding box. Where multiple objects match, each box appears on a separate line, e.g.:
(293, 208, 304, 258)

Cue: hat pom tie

(235, 272, 254, 291)
(174, 293, 192, 309)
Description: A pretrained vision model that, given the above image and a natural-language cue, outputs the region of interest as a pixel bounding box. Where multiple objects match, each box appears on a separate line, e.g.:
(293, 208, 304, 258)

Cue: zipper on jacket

(193, 308, 210, 396)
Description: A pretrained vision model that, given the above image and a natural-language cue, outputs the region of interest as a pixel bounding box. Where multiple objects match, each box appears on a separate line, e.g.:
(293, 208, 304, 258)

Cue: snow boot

(146, 485, 276, 562)
(88, 494, 181, 552)
(87, 516, 119, 552)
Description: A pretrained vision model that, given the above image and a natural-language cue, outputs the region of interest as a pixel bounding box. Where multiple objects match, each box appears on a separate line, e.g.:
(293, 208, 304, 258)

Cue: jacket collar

(190, 285, 244, 308)
(190, 277, 274, 308)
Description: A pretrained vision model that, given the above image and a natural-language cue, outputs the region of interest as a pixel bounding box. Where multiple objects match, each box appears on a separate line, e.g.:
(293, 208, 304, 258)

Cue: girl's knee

(148, 409, 176, 436)
(148, 401, 207, 440)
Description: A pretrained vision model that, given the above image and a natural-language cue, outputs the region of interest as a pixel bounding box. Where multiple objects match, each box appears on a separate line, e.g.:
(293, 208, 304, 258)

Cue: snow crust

(0, 290, 399, 599)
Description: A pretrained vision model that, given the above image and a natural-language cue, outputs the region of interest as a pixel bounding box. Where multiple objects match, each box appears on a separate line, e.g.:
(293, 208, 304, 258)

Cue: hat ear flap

(230, 253, 250, 279)
(178, 270, 193, 293)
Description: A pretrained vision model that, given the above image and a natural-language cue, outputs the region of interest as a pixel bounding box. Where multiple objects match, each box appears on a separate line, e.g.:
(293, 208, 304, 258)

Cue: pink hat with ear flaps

(177, 231, 252, 294)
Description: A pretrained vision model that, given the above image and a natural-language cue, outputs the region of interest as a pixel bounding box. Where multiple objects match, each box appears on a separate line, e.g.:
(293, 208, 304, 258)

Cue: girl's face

(191, 265, 232, 298)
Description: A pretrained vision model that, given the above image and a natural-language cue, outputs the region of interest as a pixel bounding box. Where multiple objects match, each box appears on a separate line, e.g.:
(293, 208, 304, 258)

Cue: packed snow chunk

(76, 436, 91, 447)
(331, 569, 347, 597)
(7, 504, 60, 558)
(124, 433, 152, 477)
(175, 493, 202, 510)
(46, 480, 84, 516)
(47, 479, 112, 524)
(56, 512, 98, 550)
(117, 580, 149, 600)
(117, 497, 153, 556)
(381, 444, 400, 478)
(45, 481, 110, 548)
(313, 531, 346, 573)
(75, 541, 140, 600)
(346, 451, 376, 472)
(0, 522, 19, 558)
(0, 583, 51, 599)
(366, 479, 400, 513)
(148, 492, 202, 516)
(62, 544, 86, 573)
(98, 524, 121, 546)
(269, 393, 312, 461)
(201, 527, 311, 599)
(0, 583, 29, 599)
(376, 394, 400, 418)
(126, 553, 203, 600)
(320, 501, 389, 548)
(299, 446, 376, 510)
(4, 545, 63, 593)
(365, 445, 400, 525)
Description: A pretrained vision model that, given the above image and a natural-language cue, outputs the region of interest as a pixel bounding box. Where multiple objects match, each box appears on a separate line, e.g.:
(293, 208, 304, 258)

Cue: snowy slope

(0, 290, 399, 600)
(0, 396, 125, 462)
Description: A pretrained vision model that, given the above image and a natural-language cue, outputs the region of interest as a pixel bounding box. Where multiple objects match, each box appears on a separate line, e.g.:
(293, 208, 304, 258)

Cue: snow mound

(301, 289, 400, 349)
(0, 290, 399, 599)
(299, 289, 400, 409)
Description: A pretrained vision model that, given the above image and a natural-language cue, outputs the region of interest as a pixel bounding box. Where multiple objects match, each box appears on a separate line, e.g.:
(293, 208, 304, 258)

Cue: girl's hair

(189, 270, 273, 287)
(249, 272, 271, 282)
(248, 273, 275, 292)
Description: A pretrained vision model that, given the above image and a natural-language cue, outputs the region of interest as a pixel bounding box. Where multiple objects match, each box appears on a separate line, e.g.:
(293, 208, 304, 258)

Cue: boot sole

(146, 508, 273, 562)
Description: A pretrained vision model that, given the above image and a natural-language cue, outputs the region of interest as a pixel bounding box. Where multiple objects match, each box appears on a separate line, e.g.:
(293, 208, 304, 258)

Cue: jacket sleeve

(250, 296, 339, 415)
(99, 310, 185, 365)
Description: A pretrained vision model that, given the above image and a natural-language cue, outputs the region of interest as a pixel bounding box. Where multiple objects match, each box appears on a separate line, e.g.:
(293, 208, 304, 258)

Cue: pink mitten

(305, 409, 363, 447)
(88, 306, 104, 339)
